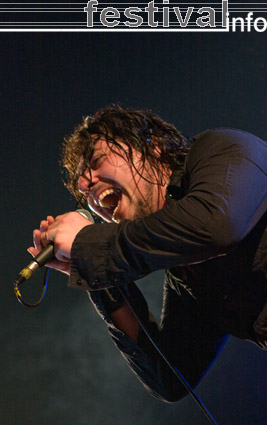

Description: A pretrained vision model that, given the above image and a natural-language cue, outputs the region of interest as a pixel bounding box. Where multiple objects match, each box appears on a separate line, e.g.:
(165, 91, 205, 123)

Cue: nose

(78, 168, 99, 193)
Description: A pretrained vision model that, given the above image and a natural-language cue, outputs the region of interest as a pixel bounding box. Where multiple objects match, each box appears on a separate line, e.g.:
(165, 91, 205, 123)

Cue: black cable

(117, 286, 218, 425)
(13, 268, 50, 308)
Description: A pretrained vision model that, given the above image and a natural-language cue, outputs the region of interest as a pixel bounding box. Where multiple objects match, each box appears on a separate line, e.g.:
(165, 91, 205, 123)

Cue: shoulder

(193, 128, 266, 151)
(187, 128, 266, 171)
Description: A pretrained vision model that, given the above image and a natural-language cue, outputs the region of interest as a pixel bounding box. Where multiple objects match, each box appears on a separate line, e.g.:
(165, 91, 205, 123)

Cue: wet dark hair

(61, 105, 192, 202)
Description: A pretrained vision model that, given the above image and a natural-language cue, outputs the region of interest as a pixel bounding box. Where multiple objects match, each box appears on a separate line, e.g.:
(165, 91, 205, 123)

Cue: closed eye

(90, 154, 106, 170)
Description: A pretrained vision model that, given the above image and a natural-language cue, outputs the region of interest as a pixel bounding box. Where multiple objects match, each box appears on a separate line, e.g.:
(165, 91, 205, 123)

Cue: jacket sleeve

(68, 129, 267, 291)
(86, 276, 228, 403)
(84, 282, 182, 403)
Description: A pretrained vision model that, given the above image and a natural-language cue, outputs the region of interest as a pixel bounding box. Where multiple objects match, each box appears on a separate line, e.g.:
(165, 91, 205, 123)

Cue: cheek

(112, 163, 135, 184)
(77, 176, 87, 192)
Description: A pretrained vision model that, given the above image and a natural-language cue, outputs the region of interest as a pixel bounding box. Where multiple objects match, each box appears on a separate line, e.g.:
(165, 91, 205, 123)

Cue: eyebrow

(91, 139, 109, 156)
(91, 146, 104, 155)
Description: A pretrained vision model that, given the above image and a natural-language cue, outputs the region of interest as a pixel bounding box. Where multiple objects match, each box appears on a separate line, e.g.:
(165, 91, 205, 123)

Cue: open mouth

(96, 188, 122, 222)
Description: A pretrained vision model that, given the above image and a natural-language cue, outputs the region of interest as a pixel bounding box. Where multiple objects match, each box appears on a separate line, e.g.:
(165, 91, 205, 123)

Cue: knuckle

(63, 212, 75, 223)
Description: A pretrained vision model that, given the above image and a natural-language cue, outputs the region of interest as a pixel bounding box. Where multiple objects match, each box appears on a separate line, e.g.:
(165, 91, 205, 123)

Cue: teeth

(112, 204, 120, 222)
(96, 188, 121, 222)
(98, 189, 116, 207)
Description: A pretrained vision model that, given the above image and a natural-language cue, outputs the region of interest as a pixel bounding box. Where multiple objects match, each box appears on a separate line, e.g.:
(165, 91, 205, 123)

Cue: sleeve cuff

(69, 223, 123, 290)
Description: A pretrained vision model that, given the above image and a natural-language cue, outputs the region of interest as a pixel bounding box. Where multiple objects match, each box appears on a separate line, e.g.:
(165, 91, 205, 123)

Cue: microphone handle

(35, 242, 54, 266)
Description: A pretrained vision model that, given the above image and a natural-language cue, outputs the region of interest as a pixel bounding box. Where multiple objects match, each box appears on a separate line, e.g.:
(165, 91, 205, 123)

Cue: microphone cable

(13, 268, 50, 308)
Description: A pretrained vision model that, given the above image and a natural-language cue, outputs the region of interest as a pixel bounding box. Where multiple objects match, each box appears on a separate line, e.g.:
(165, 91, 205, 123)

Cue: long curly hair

(61, 105, 192, 202)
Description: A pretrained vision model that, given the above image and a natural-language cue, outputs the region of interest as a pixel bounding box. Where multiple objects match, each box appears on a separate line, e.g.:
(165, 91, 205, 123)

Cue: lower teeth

(112, 203, 120, 221)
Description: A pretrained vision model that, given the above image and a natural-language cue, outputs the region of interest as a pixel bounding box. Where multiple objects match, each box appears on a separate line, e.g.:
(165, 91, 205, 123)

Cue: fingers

(33, 229, 43, 251)
(40, 218, 51, 233)
(32, 215, 55, 252)
(27, 247, 39, 258)
(40, 216, 55, 231)
(47, 216, 55, 225)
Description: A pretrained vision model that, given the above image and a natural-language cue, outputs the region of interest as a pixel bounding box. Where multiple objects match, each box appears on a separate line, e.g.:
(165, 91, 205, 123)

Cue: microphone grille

(76, 208, 94, 223)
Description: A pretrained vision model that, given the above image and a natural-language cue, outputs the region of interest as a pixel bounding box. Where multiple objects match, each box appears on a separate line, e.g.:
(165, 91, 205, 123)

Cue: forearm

(88, 284, 196, 403)
(109, 302, 140, 343)
(99, 285, 148, 344)
(88, 285, 180, 402)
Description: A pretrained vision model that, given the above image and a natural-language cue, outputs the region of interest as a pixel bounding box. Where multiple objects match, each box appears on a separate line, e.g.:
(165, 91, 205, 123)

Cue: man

(28, 106, 266, 402)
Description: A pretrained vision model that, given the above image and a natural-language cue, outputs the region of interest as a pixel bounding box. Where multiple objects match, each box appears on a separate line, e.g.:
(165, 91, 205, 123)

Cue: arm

(69, 129, 267, 291)
(88, 278, 228, 403)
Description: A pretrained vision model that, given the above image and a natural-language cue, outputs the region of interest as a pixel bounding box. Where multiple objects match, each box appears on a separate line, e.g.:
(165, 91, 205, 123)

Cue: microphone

(14, 209, 94, 287)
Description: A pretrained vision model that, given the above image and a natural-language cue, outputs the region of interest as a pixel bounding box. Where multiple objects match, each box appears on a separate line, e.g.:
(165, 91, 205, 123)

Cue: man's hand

(27, 212, 92, 275)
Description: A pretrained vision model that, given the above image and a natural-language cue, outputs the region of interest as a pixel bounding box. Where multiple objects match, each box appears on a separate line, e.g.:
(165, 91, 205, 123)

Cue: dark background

(0, 32, 266, 425)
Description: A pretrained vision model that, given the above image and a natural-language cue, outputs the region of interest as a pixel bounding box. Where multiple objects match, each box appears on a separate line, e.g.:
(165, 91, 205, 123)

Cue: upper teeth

(98, 189, 117, 207)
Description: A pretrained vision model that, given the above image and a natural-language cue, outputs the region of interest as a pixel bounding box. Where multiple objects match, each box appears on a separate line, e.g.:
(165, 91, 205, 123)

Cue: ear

(150, 136, 161, 157)
(148, 137, 171, 183)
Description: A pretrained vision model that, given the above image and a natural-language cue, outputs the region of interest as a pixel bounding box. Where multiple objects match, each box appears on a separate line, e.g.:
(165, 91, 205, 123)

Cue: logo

(0, 1, 266, 32)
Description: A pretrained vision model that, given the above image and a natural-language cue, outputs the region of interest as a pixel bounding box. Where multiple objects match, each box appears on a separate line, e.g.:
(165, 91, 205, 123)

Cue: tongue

(101, 193, 119, 208)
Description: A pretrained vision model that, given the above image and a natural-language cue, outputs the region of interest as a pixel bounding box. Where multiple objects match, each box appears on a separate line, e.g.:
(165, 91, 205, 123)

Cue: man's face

(77, 136, 168, 223)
